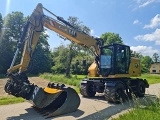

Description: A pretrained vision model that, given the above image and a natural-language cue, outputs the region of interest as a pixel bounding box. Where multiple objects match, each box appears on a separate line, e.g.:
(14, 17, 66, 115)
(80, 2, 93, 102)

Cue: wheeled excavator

(4, 3, 149, 118)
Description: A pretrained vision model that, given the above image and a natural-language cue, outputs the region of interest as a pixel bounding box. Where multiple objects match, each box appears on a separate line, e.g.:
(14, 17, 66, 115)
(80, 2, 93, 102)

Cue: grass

(0, 96, 25, 105)
(138, 74, 160, 84)
(40, 73, 86, 92)
(112, 98, 160, 120)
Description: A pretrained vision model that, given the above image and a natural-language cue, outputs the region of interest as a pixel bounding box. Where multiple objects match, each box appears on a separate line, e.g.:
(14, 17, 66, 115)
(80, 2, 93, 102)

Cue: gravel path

(0, 77, 160, 120)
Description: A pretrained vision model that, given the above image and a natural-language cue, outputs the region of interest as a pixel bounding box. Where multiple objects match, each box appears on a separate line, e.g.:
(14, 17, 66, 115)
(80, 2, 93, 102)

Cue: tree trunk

(65, 45, 74, 77)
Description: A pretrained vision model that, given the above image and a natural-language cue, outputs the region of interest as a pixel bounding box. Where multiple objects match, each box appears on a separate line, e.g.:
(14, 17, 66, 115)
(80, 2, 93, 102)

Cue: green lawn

(138, 74, 160, 84)
(0, 96, 25, 105)
(112, 101, 160, 120)
(40, 73, 86, 88)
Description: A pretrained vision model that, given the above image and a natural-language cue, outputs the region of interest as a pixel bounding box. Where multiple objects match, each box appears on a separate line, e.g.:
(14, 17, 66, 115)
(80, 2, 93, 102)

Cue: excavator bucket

(4, 77, 80, 118)
(30, 86, 80, 117)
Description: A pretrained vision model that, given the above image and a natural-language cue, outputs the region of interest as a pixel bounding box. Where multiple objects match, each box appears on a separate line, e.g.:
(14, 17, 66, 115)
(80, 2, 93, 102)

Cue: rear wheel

(104, 82, 127, 103)
(80, 82, 96, 97)
(135, 81, 145, 97)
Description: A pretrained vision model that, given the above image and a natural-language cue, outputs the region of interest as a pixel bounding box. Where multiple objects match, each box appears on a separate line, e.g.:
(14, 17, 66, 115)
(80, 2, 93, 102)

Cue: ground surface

(0, 77, 160, 120)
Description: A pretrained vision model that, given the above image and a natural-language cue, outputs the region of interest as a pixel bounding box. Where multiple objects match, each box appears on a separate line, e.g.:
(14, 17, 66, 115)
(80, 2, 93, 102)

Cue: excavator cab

(100, 43, 131, 77)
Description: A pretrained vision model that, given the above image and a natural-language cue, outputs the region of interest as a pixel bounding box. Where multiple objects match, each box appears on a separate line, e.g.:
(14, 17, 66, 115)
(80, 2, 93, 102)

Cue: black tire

(104, 82, 127, 103)
(104, 87, 116, 102)
(80, 82, 96, 97)
(135, 81, 145, 97)
(126, 88, 132, 100)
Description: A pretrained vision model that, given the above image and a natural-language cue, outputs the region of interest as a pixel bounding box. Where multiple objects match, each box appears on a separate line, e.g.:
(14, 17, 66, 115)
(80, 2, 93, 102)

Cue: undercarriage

(80, 77, 149, 103)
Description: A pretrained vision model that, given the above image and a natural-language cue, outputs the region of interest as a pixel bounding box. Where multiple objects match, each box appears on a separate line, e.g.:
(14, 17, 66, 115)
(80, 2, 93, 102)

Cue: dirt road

(0, 77, 160, 120)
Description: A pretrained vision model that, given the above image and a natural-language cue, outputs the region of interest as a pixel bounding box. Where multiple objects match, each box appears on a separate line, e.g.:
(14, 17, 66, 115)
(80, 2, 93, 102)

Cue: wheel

(80, 82, 96, 97)
(126, 88, 132, 100)
(135, 81, 145, 97)
(104, 82, 127, 103)
(115, 84, 127, 103)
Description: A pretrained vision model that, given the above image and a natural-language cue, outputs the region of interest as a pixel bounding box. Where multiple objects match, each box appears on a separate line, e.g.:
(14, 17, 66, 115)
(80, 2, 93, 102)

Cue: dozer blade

(29, 86, 80, 117)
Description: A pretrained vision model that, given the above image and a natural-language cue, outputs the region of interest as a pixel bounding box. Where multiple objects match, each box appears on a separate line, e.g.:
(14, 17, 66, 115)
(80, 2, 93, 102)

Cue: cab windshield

(100, 46, 113, 76)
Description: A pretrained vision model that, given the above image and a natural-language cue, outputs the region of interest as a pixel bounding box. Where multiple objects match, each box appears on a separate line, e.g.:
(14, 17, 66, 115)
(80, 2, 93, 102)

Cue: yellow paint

(44, 87, 62, 94)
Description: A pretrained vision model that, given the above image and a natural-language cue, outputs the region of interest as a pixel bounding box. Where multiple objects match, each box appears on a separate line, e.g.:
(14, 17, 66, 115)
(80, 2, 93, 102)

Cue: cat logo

(135, 63, 139, 68)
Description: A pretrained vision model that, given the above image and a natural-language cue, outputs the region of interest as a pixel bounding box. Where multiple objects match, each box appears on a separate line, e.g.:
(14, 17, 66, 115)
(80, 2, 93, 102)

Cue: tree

(131, 50, 143, 58)
(0, 12, 25, 73)
(0, 13, 2, 33)
(152, 52, 159, 63)
(65, 16, 91, 77)
(141, 56, 153, 73)
(51, 44, 71, 74)
(100, 32, 123, 45)
(28, 31, 52, 74)
(0, 12, 52, 74)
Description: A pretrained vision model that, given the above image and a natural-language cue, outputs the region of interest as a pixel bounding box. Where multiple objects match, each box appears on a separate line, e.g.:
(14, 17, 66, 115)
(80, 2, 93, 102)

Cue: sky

(0, 0, 160, 57)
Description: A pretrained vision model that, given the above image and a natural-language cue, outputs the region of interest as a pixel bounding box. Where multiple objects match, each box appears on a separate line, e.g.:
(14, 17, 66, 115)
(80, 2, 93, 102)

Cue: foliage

(0, 96, 24, 105)
(51, 44, 70, 73)
(131, 50, 143, 58)
(0, 12, 25, 74)
(140, 56, 153, 73)
(0, 12, 52, 74)
(112, 98, 160, 120)
(0, 74, 6, 78)
(131, 51, 153, 73)
(0, 13, 2, 32)
(71, 53, 94, 75)
(138, 74, 160, 84)
(52, 16, 92, 76)
(152, 52, 160, 63)
(101, 32, 123, 45)
(27, 32, 52, 74)
(40, 73, 86, 93)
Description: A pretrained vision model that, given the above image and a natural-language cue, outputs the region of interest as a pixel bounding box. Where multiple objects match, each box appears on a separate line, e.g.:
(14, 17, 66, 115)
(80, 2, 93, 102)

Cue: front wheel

(80, 82, 96, 97)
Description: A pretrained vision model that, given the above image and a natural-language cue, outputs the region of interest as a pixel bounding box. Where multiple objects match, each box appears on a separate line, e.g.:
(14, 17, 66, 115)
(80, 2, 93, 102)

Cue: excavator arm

(4, 3, 104, 118)
(7, 3, 102, 74)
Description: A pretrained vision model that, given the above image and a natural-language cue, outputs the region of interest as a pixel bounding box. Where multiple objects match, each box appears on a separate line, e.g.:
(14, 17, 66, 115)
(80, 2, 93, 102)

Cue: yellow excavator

(5, 3, 149, 118)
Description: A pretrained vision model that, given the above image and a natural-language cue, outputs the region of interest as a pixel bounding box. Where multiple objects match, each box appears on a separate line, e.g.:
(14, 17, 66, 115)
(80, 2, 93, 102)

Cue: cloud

(134, 28, 160, 45)
(133, 19, 139, 24)
(144, 14, 160, 29)
(130, 45, 159, 56)
(139, 0, 155, 8)
(133, 0, 160, 8)
(133, 19, 142, 24)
